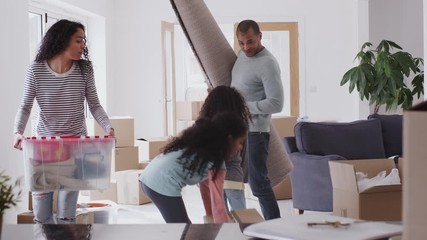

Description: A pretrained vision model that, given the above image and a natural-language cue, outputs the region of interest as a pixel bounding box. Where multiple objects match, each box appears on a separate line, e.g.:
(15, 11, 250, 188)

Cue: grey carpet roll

(170, 0, 293, 186)
(170, 0, 236, 87)
(267, 124, 293, 187)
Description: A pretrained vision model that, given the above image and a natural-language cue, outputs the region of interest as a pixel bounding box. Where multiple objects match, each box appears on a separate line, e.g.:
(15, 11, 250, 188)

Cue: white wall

(369, 0, 424, 112)
(370, 0, 423, 56)
(108, 0, 369, 138)
(1, 0, 423, 223)
(1, 0, 30, 224)
(105, 0, 175, 139)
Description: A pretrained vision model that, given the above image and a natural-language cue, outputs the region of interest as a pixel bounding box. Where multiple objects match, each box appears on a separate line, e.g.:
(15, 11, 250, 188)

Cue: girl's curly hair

(199, 85, 251, 126)
(35, 19, 90, 74)
(163, 111, 247, 180)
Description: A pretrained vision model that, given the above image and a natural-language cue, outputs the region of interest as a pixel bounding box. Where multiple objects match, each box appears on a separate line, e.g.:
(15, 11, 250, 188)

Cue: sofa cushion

(368, 114, 403, 157)
(294, 119, 386, 159)
(282, 136, 298, 153)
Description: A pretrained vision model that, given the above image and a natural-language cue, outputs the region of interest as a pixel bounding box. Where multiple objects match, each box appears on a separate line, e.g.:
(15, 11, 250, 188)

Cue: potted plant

(0, 171, 22, 236)
(340, 40, 424, 113)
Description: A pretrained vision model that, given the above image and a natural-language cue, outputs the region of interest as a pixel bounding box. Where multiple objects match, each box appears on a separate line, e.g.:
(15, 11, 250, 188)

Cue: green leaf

(349, 68, 359, 93)
(340, 67, 356, 86)
(393, 51, 416, 76)
(357, 68, 367, 95)
(385, 40, 402, 50)
(0, 171, 22, 215)
(412, 73, 424, 98)
(340, 39, 424, 112)
(400, 88, 414, 109)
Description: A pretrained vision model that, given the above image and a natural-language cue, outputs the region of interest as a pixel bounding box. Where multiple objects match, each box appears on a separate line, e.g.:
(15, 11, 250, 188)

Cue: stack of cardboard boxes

(86, 116, 137, 204)
(175, 101, 203, 134)
(87, 116, 163, 206)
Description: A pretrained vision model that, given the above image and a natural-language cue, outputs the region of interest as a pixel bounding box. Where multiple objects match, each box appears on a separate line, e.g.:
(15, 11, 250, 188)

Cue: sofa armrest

(282, 136, 298, 153)
(289, 152, 346, 212)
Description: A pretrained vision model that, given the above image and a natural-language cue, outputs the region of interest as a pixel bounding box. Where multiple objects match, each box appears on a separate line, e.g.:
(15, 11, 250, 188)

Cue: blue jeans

(32, 191, 79, 224)
(247, 132, 280, 220)
(224, 189, 246, 211)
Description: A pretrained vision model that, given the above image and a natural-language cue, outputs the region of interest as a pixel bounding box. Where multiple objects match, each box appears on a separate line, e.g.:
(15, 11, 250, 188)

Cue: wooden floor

(76, 185, 331, 224)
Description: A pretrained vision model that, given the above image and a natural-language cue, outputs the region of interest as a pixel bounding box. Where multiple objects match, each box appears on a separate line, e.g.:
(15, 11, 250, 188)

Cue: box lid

(329, 159, 399, 193)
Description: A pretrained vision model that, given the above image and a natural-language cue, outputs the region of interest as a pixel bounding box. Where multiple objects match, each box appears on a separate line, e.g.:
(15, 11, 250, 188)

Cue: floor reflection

(34, 224, 92, 240)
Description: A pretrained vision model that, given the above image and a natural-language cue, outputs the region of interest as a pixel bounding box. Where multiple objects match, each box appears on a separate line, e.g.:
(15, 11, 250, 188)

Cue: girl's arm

(199, 178, 212, 216)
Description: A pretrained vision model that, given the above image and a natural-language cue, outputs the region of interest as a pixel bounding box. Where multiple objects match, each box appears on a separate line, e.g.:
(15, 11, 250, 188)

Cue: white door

(161, 21, 177, 136)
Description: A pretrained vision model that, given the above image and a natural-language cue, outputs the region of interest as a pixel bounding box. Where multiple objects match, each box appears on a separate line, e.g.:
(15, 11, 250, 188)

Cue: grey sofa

(283, 114, 402, 213)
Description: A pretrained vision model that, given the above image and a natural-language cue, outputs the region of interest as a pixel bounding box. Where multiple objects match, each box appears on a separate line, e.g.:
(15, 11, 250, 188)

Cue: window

(180, 24, 235, 101)
(28, 5, 88, 63)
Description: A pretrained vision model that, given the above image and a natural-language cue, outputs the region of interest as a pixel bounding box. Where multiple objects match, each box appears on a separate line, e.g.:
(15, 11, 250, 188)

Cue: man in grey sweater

(231, 19, 284, 220)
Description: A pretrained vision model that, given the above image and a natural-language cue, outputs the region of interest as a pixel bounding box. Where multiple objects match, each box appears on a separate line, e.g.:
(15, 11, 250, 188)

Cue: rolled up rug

(170, 0, 293, 186)
(170, 0, 236, 87)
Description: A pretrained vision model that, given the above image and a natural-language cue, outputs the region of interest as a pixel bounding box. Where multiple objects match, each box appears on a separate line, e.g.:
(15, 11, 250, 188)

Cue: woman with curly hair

(198, 86, 251, 221)
(13, 19, 114, 224)
(139, 111, 247, 223)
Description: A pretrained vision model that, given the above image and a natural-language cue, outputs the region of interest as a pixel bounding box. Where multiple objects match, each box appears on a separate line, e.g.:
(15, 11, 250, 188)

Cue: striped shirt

(14, 60, 112, 136)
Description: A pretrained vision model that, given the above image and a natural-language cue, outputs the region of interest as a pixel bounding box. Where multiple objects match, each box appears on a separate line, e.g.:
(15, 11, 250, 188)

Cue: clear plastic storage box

(22, 136, 115, 191)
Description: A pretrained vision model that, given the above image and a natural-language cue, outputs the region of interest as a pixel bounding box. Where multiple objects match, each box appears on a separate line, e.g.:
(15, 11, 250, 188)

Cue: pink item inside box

(31, 139, 70, 162)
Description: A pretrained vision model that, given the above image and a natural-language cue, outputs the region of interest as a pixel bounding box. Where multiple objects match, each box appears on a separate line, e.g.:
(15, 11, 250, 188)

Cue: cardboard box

(231, 208, 264, 224)
(17, 211, 35, 224)
(271, 115, 298, 137)
(176, 120, 195, 134)
(403, 107, 427, 240)
(203, 215, 215, 223)
(116, 169, 151, 205)
(138, 161, 150, 169)
(176, 101, 204, 120)
(135, 137, 170, 161)
(203, 212, 235, 223)
(272, 177, 292, 200)
(80, 190, 90, 196)
(113, 146, 139, 172)
(329, 159, 402, 221)
(87, 116, 135, 148)
(89, 180, 118, 202)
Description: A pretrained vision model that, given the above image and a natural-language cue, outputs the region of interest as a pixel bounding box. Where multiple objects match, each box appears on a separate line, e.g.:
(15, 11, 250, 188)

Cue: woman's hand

(13, 133, 23, 150)
(108, 128, 115, 137)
